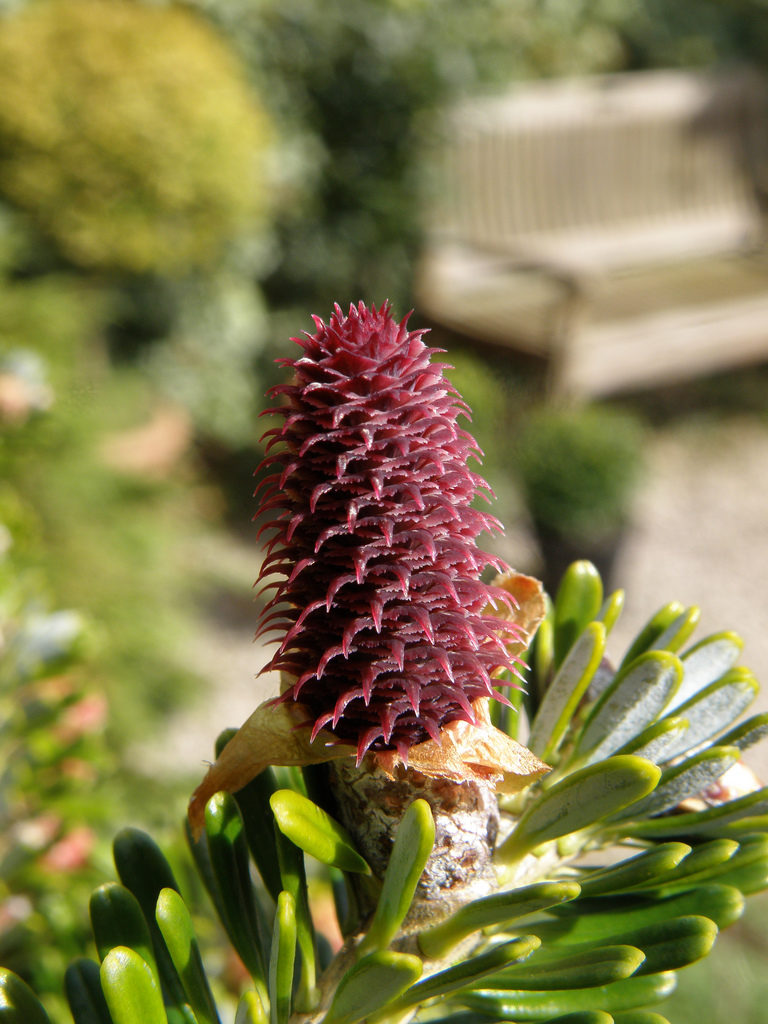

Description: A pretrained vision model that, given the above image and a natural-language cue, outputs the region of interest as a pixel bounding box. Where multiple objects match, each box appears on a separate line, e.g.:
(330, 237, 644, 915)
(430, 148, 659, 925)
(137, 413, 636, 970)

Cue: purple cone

(256, 302, 522, 762)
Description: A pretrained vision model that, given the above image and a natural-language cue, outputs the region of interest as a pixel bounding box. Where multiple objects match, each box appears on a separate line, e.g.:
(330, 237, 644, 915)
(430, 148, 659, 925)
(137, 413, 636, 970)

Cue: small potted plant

(513, 403, 645, 594)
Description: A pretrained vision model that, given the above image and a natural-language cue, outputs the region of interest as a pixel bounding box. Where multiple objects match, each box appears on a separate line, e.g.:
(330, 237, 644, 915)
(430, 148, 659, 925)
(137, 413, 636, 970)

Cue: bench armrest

(468, 244, 599, 299)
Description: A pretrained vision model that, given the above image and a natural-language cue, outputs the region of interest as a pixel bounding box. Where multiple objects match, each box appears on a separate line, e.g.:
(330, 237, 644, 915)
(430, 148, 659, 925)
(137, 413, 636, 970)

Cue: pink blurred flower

(40, 826, 95, 873)
(56, 692, 108, 743)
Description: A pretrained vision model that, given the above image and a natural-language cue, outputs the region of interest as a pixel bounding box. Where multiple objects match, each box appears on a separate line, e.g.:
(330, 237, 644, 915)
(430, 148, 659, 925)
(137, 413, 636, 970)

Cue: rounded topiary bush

(515, 403, 645, 545)
(514, 403, 645, 590)
(0, 0, 270, 274)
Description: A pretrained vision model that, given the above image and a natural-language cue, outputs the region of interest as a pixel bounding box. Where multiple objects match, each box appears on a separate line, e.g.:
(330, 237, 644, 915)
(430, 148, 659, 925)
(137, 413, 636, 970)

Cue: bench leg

(544, 288, 591, 403)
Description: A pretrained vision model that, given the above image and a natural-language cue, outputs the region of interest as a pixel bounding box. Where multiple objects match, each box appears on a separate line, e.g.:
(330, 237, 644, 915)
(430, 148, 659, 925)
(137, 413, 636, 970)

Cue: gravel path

(611, 416, 768, 777)
(144, 414, 768, 783)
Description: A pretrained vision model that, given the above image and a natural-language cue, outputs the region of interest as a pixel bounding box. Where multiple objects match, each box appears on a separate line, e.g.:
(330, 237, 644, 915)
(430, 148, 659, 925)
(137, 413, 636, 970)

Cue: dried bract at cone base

(188, 700, 355, 836)
(188, 572, 549, 836)
(487, 569, 547, 659)
(372, 698, 549, 794)
(187, 695, 549, 838)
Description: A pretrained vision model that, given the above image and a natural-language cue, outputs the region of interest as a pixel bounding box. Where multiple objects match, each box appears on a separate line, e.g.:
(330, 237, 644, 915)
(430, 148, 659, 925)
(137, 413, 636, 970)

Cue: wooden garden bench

(415, 68, 768, 398)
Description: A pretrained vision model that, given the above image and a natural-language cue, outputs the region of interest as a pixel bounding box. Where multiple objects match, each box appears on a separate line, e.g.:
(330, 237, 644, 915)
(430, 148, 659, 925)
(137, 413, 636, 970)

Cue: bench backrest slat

(430, 68, 767, 270)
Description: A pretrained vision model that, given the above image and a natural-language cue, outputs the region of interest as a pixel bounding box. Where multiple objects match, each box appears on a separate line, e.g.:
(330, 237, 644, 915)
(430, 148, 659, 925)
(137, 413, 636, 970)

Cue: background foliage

(4, 0, 768, 1020)
(0, 0, 269, 276)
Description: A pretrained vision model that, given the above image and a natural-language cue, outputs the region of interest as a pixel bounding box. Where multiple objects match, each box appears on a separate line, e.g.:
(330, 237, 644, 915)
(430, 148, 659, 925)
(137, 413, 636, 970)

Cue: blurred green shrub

(0, 0, 270, 274)
(0, 523, 115, 1009)
(199, 0, 627, 313)
(0, 256, 210, 744)
(444, 348, 512, 485)
(0, 337, 217, 1012)
(140, 269, 270, 449)
(514, 403, 646, 546)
